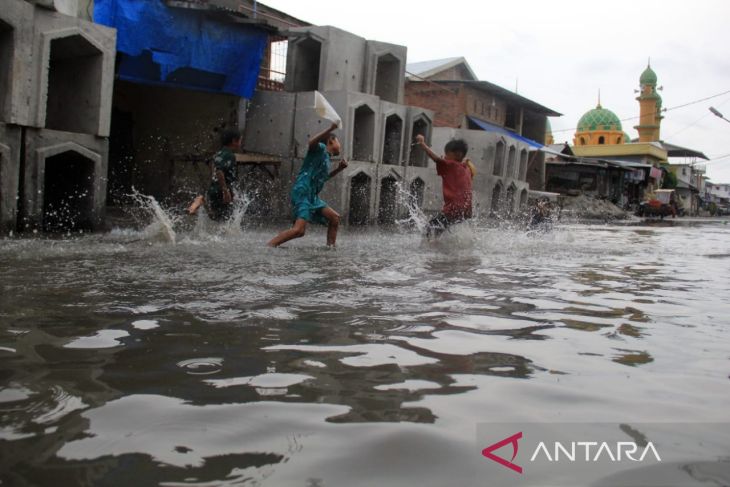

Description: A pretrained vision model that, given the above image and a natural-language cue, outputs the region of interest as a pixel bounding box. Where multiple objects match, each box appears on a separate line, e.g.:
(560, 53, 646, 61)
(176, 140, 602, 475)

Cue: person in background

(187, 129, 242, 221)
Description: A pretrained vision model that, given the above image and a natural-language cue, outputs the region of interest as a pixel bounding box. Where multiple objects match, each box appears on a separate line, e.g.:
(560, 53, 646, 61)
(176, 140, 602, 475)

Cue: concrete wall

(243, 90, 297, 158)
(20, 128, 108, 231)
(111, 81, 240, 204)
(27, 0, 81, 18)
(0, 0, 35, 126)
(0, 123, 22, 234)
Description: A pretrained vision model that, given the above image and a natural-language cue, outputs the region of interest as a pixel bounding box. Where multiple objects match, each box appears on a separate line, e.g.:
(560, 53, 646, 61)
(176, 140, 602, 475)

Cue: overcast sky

(263, 0, 730, 183)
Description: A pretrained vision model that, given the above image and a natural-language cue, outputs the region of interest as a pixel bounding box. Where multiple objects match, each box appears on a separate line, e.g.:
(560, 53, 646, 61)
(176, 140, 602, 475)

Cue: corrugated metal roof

(406, 57, 477, 81)
(660, 141, 709, 160)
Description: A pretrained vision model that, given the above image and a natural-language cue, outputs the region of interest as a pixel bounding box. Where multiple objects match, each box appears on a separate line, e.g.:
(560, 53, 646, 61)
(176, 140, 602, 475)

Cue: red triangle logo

(481, 431, 523, 474)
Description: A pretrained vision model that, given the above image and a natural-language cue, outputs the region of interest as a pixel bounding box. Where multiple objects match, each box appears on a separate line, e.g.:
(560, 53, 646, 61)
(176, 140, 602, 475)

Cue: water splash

(128, 188, 178, 244)
(394, 182, 429, 234)
(188, 191, 254, 241)
(221, 191, 254, 237)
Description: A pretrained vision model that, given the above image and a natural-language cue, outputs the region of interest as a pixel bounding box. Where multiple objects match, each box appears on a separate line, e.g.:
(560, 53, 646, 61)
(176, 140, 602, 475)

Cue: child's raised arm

(415, 134, 445, 164)
(308, 122, 339, 151)
(329, 158, 348, 180)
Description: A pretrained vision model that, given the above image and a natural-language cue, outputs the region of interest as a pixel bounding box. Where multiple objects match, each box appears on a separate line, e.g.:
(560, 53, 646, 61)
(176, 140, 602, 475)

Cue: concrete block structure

(0, 124, 22, 234)
(20, 128, 109, 232)
(30, 7, 116, 137)
(247, 25, 443, 225)
(0, 0, 35, 126)
(0, 1, 116, 234)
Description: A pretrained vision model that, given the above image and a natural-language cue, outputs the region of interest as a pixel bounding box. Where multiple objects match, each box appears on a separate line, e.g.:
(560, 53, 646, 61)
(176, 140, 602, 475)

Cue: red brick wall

(463, 86, 506, 126)
(405, 82, 511, 128)
(405, 81, 465, 127)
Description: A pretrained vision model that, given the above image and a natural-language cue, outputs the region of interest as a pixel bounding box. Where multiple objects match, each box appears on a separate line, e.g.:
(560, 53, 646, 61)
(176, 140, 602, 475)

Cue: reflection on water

(1, 219, 729, 485)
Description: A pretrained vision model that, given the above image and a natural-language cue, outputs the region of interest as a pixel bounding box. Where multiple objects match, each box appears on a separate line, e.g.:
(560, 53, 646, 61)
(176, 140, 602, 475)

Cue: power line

(552, 88, 730, 134)
(666, 95, 730, 138)
(703, 153, 730, 164)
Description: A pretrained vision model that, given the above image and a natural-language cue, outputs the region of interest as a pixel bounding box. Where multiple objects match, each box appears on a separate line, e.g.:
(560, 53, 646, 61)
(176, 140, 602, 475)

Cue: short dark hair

(323, 133, 338, 144)
(445, 138, 468, 156)
(220, 128, 242, 146)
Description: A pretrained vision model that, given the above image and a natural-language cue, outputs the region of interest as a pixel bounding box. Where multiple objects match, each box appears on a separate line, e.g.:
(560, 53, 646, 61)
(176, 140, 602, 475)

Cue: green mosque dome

(577, 105, 623, 132)
(640, 65, 657, 85)
(623, 132, 633, 144)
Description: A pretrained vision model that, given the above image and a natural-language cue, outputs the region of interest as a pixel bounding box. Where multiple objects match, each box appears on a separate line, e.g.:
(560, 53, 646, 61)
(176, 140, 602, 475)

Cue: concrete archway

(519, 149, 528, 181)
(377, 175, 398, 224)
(41, 30, 107, 134)
(348, 172, 371, 225)
(505, 184, 516, 215)
(409, 177, 425, 209)
(288, 37, 321, 92)
(408, 117, 430, 167)
(353, 104, 375, 161)
(506, 146, 516, 179)
(493, 140, 505, 176)
(382, 113, 403, 165)
(374, 53, 401, 103)
(43, 149, 96, 231)
(491, 182, 502, 213)
(520, 188, 528, 208)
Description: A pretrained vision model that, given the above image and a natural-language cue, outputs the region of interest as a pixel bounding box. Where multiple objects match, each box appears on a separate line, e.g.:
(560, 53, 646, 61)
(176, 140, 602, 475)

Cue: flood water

(1, 216, 729, 486)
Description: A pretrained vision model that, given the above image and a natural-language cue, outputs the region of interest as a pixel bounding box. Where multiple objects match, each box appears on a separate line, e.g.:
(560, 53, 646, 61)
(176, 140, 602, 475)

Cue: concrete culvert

(43, 150, 95, 232)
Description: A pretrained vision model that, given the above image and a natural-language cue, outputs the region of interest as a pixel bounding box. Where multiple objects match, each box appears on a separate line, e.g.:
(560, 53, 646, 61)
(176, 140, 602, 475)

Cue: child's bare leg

(187, 195, 205, 215)
(267, 219, 307, 247)
(321, 207, 340, 247)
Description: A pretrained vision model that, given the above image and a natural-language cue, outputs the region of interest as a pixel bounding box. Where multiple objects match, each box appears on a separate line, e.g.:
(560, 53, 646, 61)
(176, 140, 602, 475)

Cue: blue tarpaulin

(94, 0, 267, 98)
(467, 116, 543, 149)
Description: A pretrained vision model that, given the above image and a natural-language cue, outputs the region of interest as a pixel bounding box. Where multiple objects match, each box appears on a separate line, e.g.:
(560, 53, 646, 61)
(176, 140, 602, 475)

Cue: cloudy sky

(263, 0, 730, 183)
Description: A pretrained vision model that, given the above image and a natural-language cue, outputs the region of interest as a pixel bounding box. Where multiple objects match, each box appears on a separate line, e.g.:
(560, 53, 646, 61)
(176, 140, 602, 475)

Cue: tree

(661, 167, 677, 189)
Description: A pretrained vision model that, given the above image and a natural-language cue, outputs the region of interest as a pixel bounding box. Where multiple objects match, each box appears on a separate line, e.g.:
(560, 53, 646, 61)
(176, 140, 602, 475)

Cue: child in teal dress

(268, 122, 348, 247)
